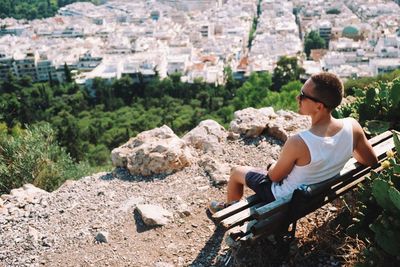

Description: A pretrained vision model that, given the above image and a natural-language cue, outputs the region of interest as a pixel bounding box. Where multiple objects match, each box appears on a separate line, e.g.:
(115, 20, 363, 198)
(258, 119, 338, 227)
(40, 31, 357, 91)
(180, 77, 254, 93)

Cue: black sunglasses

(299, 90, 326, 106)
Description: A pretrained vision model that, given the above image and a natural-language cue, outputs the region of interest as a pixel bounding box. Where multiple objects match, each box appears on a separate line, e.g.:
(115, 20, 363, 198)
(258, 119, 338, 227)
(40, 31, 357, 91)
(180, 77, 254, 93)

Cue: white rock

(28, 226, 40, 243)
(0, 207, 8, 216)
(0, 194, 11, 201)
(182, 119, 227, 153)
(259, 107, 276, 117)
(118, 197, 144, 212)
(111, 125, 194, 176)
(267, 110, 311, 142)
(8, 184, 49, 209)
(229, 107, 276, 137)
(136, 204, 173, 226)
(199, 156, 231, 185)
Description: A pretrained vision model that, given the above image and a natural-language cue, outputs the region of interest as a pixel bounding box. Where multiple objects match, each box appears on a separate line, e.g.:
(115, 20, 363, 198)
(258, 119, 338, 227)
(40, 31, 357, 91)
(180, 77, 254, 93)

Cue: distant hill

(0, 0, 102, 20)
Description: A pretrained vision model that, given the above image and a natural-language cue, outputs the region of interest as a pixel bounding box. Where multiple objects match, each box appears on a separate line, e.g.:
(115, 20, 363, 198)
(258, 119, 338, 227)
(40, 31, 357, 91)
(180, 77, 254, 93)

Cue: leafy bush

(336, 78, 400, 134)
(261, 80, 302, 111)
(326, 8, 341, 15)
(344, 69, 400, 95)
(347, 132, 400, 266)
(0, 123, 91, 194)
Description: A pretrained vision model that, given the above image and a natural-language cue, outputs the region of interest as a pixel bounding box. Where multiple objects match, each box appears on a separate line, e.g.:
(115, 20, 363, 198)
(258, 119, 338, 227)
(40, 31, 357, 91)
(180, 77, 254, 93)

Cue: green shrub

(261, 80, 302, 111)
(337, 78, 400, 134)
(347, 132, 400, 266)
(0, 123, 91, 194)
(344, 69, 400, 96)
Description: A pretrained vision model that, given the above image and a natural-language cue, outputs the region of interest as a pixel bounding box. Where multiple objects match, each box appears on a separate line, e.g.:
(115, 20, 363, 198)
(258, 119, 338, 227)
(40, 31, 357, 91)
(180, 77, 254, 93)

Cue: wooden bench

(212, 130, 398, 247)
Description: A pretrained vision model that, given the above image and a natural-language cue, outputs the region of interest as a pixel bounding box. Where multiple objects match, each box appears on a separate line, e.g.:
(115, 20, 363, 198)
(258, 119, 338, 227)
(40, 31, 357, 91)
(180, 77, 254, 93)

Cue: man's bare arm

(268, 136, 302, 182)
(351, 119, 378, 166)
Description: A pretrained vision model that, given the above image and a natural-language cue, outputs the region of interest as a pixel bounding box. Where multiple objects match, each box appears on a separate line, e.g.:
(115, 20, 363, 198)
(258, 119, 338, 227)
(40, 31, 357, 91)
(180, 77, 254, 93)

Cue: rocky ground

(0, 109, 365, 267)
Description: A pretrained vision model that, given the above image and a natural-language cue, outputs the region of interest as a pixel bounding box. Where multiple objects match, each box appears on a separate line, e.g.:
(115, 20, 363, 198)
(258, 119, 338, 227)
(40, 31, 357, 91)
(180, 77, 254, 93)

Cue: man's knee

(230, 166, 250, 180)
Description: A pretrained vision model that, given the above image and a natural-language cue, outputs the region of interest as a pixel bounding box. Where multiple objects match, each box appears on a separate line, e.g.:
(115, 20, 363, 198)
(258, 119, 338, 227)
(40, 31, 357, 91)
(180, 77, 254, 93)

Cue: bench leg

(271, 220, 298, 257)
(289, 220, 297, 242)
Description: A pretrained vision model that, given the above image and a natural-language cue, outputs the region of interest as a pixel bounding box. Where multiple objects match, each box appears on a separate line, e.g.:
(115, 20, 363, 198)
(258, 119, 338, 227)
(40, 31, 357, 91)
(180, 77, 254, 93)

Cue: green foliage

(261, 81, 301, 111)
(348, 132, 400, 265)
(0, 123, 91, 194)
(337, 78, 400, 133)
(272, 56, 305, 91)
(233, 72, 272, 109)
(0, 0, 99, 20)
(248, 0, 262, 48)
(326, 8, 341, 15)
(304, 30, 326, 57)
(344, 69, 400, 95)
(64, 63, 72, 83)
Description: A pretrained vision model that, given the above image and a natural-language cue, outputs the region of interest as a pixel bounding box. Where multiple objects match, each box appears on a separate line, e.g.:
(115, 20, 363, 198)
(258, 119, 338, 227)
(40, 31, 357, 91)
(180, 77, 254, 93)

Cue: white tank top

(271, 118, 353, 199)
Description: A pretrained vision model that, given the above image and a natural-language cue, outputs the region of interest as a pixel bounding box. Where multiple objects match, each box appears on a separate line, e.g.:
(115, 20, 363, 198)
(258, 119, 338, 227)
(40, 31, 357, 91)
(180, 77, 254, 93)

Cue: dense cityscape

(1, 1, 400, 266)
(0, 0, 399, 87)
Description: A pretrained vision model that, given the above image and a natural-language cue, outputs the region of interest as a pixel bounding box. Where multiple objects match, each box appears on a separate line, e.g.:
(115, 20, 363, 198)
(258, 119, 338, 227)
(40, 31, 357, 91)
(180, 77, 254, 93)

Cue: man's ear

(316, 102, 325, 111)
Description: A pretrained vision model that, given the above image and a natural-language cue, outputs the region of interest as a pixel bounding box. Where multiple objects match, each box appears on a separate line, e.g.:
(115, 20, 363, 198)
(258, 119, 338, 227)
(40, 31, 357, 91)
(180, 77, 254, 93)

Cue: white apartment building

(13, 52, 38, 82)
(0, 53, 13, 80)
(77, 51, 103, 71)
(370, 58, 400, 75)
(374, 34, 400, 58)
(157, 0, 219, 11)
(167, 54, 190, 74)
(36, 56, 57, 82)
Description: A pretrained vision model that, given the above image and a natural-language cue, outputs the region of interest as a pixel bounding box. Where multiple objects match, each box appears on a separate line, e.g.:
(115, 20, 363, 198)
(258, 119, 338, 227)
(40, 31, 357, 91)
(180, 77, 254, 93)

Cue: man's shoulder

(287, 133, 307, 147)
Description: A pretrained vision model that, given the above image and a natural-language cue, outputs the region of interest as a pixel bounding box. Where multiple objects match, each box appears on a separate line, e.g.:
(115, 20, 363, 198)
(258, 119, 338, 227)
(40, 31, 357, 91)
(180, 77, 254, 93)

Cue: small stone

(28, 226, 40, 243)
(119, 197, 144, 212)
(197, 185, 209, 191)
(328, 206, 338, 212)
(227, 131, 240, 140)
(0, 194, 12, 201)
(95, 231, 109, 243)
(193, 176, 203, 181)
(0, 207, 8, 216)
(136, 204, 173, 226)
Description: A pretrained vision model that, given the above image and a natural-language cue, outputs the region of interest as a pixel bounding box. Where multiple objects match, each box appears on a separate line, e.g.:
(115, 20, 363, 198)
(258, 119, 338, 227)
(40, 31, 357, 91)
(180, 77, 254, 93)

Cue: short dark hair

(310, 72, 343, 110)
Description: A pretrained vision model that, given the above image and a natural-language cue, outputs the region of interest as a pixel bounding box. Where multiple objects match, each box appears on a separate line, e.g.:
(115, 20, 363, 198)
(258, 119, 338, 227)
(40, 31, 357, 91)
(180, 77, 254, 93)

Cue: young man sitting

(210, 72, 378, 213)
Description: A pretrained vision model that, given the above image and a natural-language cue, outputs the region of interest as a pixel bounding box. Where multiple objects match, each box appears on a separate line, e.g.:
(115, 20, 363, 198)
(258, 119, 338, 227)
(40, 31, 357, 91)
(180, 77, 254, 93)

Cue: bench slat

(228, 219, 258, 241)
(250, 212, 286, 237)
(220, 202, 265, 228)
(367, 130, 393, 144)
(212, 194, 260, 222)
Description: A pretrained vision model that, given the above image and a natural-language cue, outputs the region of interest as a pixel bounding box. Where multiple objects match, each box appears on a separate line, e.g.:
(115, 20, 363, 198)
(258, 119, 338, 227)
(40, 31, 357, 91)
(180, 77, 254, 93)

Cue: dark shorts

(245, 171, 275, 203)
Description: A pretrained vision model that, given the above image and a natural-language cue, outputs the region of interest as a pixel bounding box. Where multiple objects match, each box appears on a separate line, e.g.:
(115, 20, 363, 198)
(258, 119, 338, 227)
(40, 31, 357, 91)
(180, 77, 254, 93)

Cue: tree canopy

(304, 30, 326, 58)
(272, 56, 305, 91)
(0, 0, 100, 20)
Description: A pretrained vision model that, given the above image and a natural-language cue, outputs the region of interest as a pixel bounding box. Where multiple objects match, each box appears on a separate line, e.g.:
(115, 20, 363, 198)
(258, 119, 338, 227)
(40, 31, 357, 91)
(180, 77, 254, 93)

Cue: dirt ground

(0, 136, 365, 267)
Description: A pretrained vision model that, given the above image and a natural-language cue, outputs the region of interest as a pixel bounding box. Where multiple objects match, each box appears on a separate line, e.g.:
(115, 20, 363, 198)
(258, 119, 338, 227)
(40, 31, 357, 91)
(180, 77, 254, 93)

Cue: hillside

(0, 108, 365, 266)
